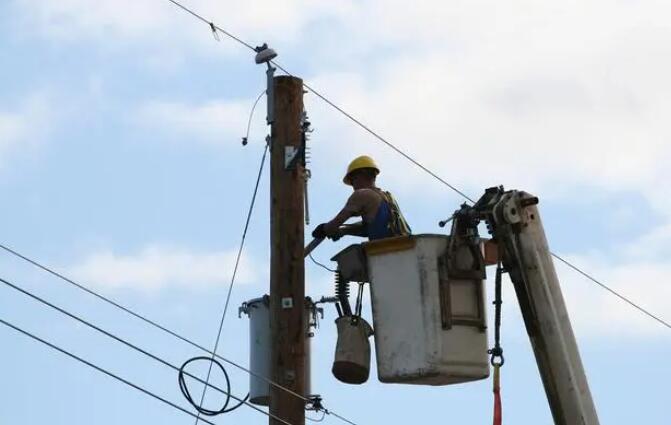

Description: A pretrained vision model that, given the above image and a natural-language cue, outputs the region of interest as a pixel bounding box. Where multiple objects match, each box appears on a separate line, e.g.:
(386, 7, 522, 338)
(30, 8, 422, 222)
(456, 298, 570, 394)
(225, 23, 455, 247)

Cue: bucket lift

(329, 187, 600, 425)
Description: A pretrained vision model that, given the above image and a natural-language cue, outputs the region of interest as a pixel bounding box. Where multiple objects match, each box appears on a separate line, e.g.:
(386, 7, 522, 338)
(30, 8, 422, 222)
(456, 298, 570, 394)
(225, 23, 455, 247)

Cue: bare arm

(340, 221, 367, 237)
(319, 190, 369, 239)
(324, 208, 354, 236)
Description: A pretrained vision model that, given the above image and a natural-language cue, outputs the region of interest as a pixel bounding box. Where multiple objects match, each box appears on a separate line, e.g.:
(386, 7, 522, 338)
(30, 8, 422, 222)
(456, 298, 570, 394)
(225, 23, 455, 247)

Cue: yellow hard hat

(343, 155, 380, 185)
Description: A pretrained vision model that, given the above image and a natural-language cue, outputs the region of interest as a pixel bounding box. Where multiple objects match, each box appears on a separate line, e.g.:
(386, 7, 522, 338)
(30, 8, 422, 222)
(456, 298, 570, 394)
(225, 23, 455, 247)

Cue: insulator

(334, 270, 352, 316)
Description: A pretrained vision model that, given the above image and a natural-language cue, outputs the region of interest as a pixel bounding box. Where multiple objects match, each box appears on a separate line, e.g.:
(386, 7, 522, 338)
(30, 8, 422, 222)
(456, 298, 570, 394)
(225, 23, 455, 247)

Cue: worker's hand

(330, 229, 343, 242)
(312, 223, 327, 239)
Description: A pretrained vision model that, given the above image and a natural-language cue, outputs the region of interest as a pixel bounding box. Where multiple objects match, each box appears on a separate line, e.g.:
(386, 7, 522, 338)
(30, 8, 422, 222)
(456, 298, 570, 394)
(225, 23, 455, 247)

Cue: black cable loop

(178, 356, 248, 416)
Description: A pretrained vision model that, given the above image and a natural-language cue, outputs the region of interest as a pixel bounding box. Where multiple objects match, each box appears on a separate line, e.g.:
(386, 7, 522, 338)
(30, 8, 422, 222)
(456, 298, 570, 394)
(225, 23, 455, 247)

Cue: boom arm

(470, 188, 600, 425)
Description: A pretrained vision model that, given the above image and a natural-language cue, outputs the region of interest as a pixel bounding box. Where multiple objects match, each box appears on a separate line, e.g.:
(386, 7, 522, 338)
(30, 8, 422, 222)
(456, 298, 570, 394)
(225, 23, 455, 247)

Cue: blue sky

(1, 1, 670, 424)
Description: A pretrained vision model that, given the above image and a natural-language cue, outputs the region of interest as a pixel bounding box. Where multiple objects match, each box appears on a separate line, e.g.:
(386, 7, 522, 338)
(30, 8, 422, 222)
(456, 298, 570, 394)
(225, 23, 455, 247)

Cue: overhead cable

(0, 316, 220, 425)
(162, 0, 473, 203)
(191, 141, 268, 424)
(164, 0, 255, 51)
(161, 0, 669, 333)
(0, 243, 311, 404)
(242, 89, 266, 146)
(551, 253, 670, 330)
(275, 62, 476, 203)
(308, 253, 336, 273)
(0, 276, 293, 425)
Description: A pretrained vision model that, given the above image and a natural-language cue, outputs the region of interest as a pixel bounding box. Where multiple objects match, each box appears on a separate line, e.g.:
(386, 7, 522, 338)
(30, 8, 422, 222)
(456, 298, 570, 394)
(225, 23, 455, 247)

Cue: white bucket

(364, 234, 490, 385)
(332, 316, 374, 384)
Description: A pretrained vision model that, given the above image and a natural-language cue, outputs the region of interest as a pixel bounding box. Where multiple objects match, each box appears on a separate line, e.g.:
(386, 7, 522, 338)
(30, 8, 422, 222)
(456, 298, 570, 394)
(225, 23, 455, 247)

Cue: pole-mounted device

(255, 44, 277, 125)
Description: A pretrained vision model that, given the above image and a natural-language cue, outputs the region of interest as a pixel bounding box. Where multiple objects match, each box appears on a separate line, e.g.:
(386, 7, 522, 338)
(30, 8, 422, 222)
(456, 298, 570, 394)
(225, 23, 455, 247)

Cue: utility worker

(313, 155, 411, 241)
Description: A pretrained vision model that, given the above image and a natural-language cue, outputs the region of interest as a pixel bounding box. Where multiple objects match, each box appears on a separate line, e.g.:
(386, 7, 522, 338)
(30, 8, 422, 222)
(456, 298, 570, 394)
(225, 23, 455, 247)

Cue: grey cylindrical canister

(240, 296, 271, 405)
(239, 296, 313, 406)
(332, 316, 374, 384)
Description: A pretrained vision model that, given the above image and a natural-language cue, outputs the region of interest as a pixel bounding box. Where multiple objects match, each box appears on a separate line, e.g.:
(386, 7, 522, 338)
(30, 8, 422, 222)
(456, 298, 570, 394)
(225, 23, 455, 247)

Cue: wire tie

(210, 22, 220, 41)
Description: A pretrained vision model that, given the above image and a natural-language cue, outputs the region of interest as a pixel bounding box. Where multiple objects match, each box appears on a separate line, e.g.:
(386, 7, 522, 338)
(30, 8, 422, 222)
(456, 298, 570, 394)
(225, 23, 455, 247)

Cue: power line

(243, 90, 266, 146)
(551, 253, 670, 330)
(164, 0, 255, 51)
(160, 0, 670, 334)
(0, 316, 221, 425)
(162, 0, 473, 203)
(6, 2, 661, 423)
(193, 139, 268, 425)
(0, 165, 356, 420)
(0, 242, 312, 405)
(274, 62, 476, 203)
(328, 411, 359, 425)
(0, 275, 294, 424)
(309, 253, 336, 273)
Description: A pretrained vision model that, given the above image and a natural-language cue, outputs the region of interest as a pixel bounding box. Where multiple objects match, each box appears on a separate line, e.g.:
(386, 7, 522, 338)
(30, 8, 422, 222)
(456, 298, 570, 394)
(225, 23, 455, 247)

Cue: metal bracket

(501, 196, 522, 224)
(284, 369, 296, 381)
(254, 43, 277, 125)
(265, 65, 275, 125)
(285, 146, 299, 169)
(437, 253, 487, 332)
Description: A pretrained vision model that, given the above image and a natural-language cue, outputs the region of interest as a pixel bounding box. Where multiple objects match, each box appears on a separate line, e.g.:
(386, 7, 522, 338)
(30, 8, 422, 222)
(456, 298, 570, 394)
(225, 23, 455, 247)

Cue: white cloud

(16, 0, 671, 201)
(12, 0, 351, 53)
(12, 0, 671, 334)
(68, 244, 258, 291)
(134, 98, 253, 145)
(298, 3, 671, 341)
(516, 220, 671, 338)
(14, 0, 175, 40)
(0, 95, 52, 167)
(0, 113, 25, 148)
(299, 1, 671, 210)
(556, 255, 671, 338)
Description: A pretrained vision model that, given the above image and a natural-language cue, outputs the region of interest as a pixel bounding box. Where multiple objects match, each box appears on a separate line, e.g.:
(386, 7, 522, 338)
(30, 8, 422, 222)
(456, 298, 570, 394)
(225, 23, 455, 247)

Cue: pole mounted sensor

(254, 43, 278, 64)
(255, 43, 277, 124)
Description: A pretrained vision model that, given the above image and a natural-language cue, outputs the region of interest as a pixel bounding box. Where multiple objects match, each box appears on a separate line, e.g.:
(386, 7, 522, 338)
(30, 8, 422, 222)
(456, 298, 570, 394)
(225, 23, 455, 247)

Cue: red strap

(493, 365, 502, 425)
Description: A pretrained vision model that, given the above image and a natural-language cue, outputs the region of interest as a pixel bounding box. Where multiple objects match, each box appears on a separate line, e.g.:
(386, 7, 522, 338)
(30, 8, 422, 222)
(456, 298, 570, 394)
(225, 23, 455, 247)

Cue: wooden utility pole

(269, 75, 306, 425)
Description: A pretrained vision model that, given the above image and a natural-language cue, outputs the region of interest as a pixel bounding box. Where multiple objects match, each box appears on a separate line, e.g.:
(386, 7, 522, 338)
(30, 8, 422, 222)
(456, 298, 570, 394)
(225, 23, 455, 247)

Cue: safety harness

(367, 188, 411, 240)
